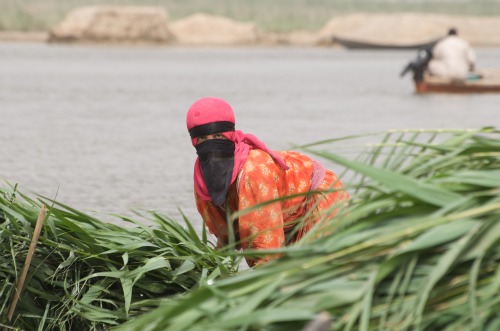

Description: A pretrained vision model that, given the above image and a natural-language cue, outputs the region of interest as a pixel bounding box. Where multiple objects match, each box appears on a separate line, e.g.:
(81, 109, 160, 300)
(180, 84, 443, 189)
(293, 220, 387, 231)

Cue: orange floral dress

(194, 149, 349, 267)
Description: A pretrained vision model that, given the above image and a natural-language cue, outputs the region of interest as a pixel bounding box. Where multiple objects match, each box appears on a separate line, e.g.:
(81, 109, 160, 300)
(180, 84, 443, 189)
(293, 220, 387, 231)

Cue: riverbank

(4, 0, 500, 33)
(2, 11, 500, 47)
(0, 31, 48, 43)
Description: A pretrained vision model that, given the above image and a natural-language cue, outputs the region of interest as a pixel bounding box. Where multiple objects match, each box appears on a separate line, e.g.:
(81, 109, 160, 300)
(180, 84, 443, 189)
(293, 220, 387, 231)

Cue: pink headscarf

(186, 97, 289, 200)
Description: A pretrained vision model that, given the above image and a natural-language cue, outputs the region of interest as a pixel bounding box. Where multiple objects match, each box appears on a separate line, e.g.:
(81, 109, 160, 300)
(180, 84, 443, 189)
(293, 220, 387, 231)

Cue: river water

(1, 42, 499, 230)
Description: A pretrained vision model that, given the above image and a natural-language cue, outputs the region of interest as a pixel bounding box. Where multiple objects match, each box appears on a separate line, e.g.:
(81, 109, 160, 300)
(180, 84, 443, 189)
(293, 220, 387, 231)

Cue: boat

(332, 35, 441, 50)
(400, 50, 500, 94)
(414, 70, 500, 94)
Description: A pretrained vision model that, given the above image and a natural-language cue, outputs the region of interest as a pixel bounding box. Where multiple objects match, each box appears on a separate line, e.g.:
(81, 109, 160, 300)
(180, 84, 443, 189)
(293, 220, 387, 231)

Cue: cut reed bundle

(0, 188, 239, 330)
(117, 128, 500, 331)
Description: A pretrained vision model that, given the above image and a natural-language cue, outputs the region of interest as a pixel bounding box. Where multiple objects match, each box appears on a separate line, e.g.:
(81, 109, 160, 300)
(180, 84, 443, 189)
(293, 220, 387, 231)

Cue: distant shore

(3, 0, 500, 33)
(0, 31, 48, 43)
(2, 12, 500, 47)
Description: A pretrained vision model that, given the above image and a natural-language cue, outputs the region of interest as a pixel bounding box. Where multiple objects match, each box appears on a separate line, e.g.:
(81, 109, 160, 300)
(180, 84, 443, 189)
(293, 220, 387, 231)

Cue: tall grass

(2, 0, 500, 32)
(117, 128, 500, 331)
(0, 187, 239, 330)
(1, 128, 499, 330)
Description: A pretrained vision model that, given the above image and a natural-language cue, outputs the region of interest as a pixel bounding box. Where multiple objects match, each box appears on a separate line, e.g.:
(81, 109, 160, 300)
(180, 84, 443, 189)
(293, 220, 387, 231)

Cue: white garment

(427, 35, 476, 81)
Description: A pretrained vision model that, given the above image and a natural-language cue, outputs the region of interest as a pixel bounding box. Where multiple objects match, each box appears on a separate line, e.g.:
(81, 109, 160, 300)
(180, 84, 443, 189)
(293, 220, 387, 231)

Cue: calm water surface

(1, 42, 499, 229)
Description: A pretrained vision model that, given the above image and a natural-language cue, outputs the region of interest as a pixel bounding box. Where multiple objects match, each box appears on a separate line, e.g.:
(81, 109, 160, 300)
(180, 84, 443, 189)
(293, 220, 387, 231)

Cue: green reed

(1, 128, 499, 330)
(117, 127, 500, 331)
(0, 187, 239, 330)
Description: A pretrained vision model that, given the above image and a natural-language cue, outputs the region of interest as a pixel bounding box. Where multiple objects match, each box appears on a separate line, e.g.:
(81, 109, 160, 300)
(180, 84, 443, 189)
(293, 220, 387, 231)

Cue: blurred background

(1, 0, 499, 230)
(3, 0, 500, 33)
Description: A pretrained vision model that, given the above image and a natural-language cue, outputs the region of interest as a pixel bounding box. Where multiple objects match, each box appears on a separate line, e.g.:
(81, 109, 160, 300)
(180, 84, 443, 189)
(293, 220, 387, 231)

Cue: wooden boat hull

(333, 35, 440, 50)
(415, 70, 500, 94)
(415, 81, 500, 94)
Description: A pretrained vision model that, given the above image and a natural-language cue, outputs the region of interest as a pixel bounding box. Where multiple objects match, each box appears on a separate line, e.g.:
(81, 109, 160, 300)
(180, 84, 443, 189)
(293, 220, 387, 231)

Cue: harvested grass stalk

(117, 128, 500, 331)
(6, 204, 46, 323)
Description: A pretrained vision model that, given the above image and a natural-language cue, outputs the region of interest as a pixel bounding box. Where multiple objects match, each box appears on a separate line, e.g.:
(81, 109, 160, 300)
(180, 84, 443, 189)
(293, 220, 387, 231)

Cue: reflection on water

(1, 42, 499, 230)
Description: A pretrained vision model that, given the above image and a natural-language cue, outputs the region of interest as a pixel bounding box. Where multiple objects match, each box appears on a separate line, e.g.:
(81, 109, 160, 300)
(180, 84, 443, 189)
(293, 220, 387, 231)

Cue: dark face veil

(195, 138, 235, 206)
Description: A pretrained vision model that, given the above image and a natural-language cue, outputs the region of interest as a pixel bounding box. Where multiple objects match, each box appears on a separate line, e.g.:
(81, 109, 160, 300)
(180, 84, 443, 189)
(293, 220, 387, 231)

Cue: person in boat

(426, 27, 476, 81)
(186, 97, 349, 267)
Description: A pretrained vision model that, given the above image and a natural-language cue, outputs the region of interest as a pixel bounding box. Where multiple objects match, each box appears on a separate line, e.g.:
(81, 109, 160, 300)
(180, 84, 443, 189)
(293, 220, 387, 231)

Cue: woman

(187, 97, 349, 267)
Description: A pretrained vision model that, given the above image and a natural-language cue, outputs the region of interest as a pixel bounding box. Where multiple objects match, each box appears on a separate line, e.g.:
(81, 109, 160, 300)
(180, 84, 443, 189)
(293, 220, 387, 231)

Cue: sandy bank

(2, 11, 500, 47)
(0, 31, 48, 43)
(47, 6, 173, 44)
(319, 13, 500, 47)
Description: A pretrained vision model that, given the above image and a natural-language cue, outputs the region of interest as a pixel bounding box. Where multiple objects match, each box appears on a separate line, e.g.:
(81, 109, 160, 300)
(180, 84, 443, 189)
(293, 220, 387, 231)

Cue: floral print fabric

(194, 149, 349, 267)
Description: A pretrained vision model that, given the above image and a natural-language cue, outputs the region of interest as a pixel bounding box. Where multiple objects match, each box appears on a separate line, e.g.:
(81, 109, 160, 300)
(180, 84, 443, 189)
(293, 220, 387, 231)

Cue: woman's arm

(194, 190, 229, 246)
(237, 155, 286, 266)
